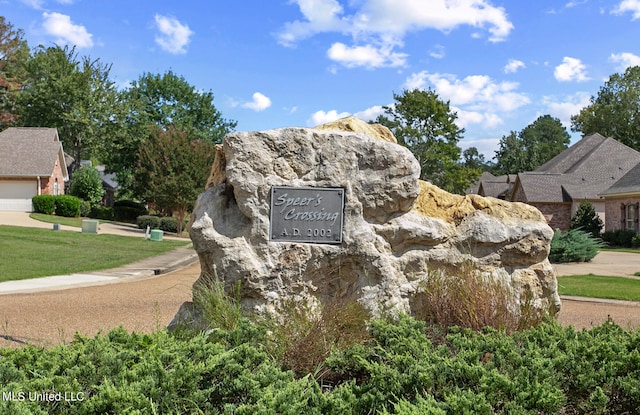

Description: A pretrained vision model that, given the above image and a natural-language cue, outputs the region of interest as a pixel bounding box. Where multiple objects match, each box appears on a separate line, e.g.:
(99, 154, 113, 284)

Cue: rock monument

(176, 117, 560, 325)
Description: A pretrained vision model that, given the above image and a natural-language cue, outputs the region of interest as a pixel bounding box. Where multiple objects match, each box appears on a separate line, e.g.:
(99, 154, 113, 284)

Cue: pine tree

(570, 201, 603, 238)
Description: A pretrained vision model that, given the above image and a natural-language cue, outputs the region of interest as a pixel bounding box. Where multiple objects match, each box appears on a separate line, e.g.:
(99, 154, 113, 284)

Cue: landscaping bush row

(601, 229, 640, 248)
(32, 195, 82, 217)
(136, 215, 179, 233)
(1, 316, 639, 414)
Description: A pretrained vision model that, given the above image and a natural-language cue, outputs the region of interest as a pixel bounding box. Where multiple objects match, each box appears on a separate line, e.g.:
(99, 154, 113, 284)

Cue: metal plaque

(269, 186, 344, 244)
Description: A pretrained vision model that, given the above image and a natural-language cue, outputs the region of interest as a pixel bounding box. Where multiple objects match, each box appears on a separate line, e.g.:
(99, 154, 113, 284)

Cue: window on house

(627, 204, 636, 231)
(53, 179, 59, 196)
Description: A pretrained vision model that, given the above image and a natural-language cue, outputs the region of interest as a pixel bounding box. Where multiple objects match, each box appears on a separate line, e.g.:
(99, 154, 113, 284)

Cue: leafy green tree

(570, 201, 604, 238)
(106, 70, 236, 197)
(133, 126, 216, 234)
(0, 16, 30, 128)
(69, 165, 105, 206)
(376, 88, 478, 194)
(462, 146, 494, 172)
(571, 66, 640, 150)
(494, 115, 570, 174)
(15, 45, 122, 168)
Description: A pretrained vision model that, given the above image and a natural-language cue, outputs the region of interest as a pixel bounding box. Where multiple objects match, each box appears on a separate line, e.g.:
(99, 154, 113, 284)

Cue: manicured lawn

(29, 213, 90, 228)
(0, 225, 190, 282)
(557, 274, 640, 302)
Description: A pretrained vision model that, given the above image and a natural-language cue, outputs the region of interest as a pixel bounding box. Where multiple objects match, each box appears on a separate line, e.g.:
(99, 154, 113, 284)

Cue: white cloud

(42, 12, 93, 48)
(406, 71, 530, 112)
(613, 0, 640, 19)
(401, 71, 528, 131)
(327, 41, 407, 68)
(504, 59, 525, 74)
(429, 45, 446, 59)
(354, 105, 385, 121)
(610, 52, 640, 72)
(455, 109, 503, 129)
(279, 0, 514, 69)
(241, 92, 272, 112)
(154, 14, 193, 55)
(306, 105, 383, 127)
(542, 92, 591, 128)
(308, 109, 351, 126)
(21, 0, 44, 9)
(554, 57, 590, 82)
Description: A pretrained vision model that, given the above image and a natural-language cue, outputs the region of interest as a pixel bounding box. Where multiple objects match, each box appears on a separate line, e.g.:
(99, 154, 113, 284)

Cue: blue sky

(3, 0, 640, 160)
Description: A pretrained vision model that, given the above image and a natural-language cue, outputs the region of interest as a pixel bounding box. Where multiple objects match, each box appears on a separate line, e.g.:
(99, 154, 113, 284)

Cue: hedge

(1, 317, 640, 414)
(31, 195, 56, 215)
(54, 195, 81, 217)
(113, 200, 147, 222)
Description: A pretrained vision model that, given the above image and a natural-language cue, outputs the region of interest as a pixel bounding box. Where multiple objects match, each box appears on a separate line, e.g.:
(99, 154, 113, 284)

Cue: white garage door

(0, 181, 36, 211)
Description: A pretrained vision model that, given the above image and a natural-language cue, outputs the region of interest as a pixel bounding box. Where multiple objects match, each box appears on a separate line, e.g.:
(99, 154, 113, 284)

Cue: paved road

(553, 251, 640, 277)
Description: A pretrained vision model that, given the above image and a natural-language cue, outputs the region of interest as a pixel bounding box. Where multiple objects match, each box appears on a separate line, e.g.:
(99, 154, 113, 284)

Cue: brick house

(471, 133, 640, 231)
(0, 127, 69, 211)
(599, 162, 640, 232)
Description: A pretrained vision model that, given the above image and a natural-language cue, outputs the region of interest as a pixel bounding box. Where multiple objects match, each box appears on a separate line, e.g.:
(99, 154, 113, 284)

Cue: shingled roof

(513, 133, 640, 203)
(0, 127, 69, 179)
(600, 161, 640, 196)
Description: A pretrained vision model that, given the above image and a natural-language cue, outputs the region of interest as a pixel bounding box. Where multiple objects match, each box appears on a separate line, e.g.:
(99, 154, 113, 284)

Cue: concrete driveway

(553, 251, 640, 277)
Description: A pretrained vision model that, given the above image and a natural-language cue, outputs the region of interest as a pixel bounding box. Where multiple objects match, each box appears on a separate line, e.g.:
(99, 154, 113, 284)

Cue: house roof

(0, 127, 69, 180)
(512, 133, 640, 203)
(476, 173, 516, 199)
(600, 161, 640, 196)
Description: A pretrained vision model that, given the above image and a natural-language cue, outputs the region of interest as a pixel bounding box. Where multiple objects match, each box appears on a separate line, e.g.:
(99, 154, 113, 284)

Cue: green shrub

(89, 205, 115, 221)
(160, 216, 178, 233)
(550, 228, 604, 263)
(113, 200, 147, 222)
(136, 215, 160, 230)
(570, 201, 604, 238)
(2, 317, 640, 414)
(31, 195, 56, 214)
(602, 229, 637, 247)
(79, 200, 91, 217)
(633, 233, 640, 248)
(54, 195, 81, 217)
(69, 166, 105, 205)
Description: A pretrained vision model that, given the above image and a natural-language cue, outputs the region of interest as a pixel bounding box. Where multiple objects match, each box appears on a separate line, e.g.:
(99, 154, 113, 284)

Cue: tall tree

(133, 126, 216, 234)
(571, 65, 640, 150)
(125, 70, 236, 142)
(106, 70, 236, 197)
(15, 45, 121, 169)
(494, 115, 570, 174)
(462, 146, 493, 172)
(0, 17, 30, 128)
(376, 88, 478, 194)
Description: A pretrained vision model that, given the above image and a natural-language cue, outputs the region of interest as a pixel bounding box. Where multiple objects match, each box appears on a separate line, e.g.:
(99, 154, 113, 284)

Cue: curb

(560, 295, 640, 306)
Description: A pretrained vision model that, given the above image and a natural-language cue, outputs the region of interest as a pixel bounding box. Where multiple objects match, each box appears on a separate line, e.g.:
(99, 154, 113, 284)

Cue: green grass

(557, 274, 640, 302)
(0, 225, 190, 282)
(30, 213, 92, 228)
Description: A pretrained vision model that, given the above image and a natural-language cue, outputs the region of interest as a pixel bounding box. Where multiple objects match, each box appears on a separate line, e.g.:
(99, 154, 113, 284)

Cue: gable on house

(509, 133, 640, 230)
(0, 127, 69, 211)
(599, 161, 640, 233)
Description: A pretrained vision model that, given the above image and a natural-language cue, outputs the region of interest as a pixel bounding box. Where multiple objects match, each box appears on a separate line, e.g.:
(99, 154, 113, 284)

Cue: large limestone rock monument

(182, 116, 560, 322)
